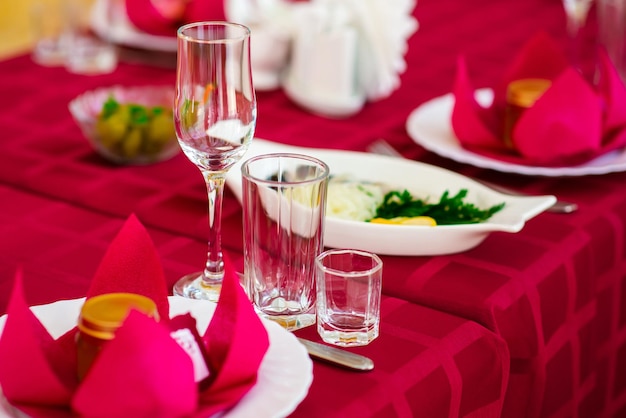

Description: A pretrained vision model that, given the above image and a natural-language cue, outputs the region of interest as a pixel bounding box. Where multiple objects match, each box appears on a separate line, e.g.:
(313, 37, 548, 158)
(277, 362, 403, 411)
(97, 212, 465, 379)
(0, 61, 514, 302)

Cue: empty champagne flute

(173, 22, 256, 300)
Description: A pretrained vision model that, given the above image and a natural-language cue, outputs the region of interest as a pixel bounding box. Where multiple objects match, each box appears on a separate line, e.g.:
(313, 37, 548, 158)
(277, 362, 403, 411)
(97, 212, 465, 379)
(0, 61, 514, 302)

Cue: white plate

(0, 297, 313, 418)
(226, 139, 556, 256)
(90, 0, 177, 52)
(406, 89, 626, 176)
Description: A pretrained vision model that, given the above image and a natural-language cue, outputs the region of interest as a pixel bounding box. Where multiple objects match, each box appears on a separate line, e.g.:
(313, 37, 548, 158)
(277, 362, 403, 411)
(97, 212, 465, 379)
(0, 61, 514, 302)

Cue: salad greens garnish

(373, 189, 505, 225)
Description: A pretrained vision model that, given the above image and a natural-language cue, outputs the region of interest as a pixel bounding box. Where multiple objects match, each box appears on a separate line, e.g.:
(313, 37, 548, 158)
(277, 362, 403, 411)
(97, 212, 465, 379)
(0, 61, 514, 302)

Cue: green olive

(95, 111, 129, 146)
(122, 128, 143, 158)
(96, 96, 175, 161)
(147, 112, 175, 144)
(180, 99, 198, 130)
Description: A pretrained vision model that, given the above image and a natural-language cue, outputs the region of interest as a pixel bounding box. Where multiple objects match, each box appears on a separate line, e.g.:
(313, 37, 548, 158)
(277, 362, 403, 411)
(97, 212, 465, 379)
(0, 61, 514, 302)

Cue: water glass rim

(316, 249, 383, 276)
(177, 21, 251, 43)
(241, 152, 330, 185)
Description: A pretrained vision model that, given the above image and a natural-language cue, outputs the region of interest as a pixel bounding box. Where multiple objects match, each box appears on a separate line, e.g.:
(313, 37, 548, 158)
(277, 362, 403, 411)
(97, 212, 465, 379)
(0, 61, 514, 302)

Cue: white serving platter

(226, 139, 556, 256)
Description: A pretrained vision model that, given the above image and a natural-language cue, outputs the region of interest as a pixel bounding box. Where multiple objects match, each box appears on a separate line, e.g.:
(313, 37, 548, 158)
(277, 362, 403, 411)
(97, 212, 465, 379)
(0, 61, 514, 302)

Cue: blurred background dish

(69, 85, 179, 165)
(89, 0, 177, 51)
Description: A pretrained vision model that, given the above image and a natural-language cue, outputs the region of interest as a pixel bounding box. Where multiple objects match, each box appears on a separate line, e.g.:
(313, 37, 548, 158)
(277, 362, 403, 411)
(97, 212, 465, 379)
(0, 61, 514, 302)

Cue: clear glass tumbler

(241, 153, 329, 331)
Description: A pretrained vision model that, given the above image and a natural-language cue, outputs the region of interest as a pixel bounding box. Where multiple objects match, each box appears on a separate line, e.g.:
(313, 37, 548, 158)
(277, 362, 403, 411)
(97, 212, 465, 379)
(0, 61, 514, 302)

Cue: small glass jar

(504, 78, 551, 147)
(76, 293, 159, 381)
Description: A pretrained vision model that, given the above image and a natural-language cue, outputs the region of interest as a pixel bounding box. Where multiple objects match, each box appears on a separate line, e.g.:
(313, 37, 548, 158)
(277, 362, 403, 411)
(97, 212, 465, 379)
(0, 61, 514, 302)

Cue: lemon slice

(369, 216, 436, 226)
(402, 216, 437, 226)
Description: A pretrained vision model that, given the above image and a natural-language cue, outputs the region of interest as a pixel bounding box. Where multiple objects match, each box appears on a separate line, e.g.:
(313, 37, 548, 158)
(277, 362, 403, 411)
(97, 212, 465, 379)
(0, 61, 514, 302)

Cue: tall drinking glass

(562, 0, 595, 80)
(173, 22, 256, 300)
(242, 153, 329, 331)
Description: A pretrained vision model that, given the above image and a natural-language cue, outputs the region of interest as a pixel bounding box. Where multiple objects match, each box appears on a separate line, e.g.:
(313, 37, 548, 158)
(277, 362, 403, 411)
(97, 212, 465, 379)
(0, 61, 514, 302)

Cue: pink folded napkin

(0, 214, 269, 418)
(124, 0, 226, 37)
(451, 32, 626, 166)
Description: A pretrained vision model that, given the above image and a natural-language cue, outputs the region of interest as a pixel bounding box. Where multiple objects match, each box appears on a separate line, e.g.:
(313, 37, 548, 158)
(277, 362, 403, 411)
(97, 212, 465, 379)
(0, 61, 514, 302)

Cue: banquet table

(0, 0, 626, 417)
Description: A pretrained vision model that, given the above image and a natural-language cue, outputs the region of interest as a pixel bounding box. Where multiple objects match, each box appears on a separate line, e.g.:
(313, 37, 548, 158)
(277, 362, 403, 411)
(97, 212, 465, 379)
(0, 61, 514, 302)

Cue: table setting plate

(0, 296, 313, 418)
(226, 139, 556, 256)
(405, 89, 626, 176)
(89, 0, 177, 52)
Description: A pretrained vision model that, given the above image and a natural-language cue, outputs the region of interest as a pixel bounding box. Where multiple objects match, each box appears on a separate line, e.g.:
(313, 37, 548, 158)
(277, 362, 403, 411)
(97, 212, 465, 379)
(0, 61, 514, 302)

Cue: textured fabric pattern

(0, 0, 625, 416)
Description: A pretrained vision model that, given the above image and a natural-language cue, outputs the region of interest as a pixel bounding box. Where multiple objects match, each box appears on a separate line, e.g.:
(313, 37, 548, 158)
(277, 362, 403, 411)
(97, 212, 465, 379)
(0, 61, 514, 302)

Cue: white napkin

(230, 0, 418, 117)
(346, 0, 419, 101)
(227, 0, 293, 91)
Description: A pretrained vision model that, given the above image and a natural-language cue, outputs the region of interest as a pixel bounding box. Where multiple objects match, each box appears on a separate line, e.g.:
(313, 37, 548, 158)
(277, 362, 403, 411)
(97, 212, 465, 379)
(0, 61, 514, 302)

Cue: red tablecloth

(0, 0, 625, 417)
(0, 184, 510, 417)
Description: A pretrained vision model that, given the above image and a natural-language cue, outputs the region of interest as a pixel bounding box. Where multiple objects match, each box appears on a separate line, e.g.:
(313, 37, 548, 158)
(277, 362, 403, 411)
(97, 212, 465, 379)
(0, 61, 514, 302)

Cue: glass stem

(201, 171, 226, 285)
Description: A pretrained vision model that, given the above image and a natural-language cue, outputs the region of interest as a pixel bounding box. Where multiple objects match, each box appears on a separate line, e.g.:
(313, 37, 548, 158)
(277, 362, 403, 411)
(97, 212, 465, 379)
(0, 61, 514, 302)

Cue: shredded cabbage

(326, 176, 384, 221)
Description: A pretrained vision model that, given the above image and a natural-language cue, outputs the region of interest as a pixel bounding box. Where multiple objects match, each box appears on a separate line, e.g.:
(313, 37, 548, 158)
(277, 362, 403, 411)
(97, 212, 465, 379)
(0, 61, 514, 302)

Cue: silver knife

(297, 337, 374, 371)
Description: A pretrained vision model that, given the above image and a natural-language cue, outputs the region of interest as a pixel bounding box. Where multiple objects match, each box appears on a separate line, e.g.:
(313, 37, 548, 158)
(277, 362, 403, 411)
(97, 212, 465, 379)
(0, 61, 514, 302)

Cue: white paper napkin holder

(283, 26, 366, 118)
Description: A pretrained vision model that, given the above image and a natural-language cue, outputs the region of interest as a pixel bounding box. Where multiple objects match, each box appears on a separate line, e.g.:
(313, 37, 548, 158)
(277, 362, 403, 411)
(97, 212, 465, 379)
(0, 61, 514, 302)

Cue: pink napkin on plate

(86, 213, 171, 322)
(124, 0, 226, 37)
(0, 214, 269, 418)
(451, 32, 626, 166)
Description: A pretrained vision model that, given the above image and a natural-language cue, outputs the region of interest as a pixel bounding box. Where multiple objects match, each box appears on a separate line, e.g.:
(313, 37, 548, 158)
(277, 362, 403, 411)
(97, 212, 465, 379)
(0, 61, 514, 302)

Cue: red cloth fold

(451, 32, 626, 166)
(0, 215, 269, 417)
(196, 254, 270, 417)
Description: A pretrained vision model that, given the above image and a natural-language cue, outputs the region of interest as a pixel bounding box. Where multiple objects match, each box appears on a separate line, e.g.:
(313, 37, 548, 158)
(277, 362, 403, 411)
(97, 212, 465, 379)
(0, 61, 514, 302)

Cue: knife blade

(297, 337, 374, 371)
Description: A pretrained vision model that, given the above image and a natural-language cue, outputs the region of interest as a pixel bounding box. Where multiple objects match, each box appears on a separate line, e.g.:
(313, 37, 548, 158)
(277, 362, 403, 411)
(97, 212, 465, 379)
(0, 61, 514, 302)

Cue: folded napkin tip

(86, 214, 170, 322)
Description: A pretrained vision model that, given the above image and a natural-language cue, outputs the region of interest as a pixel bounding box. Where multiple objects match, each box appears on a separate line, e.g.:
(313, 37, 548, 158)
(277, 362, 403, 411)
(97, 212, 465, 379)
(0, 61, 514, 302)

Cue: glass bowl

(69, 85, 179, 165)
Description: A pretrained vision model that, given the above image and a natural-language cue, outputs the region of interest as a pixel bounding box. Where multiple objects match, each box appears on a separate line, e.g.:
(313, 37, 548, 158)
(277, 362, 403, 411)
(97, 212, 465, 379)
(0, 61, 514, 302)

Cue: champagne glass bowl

(173, 21, 256, 300)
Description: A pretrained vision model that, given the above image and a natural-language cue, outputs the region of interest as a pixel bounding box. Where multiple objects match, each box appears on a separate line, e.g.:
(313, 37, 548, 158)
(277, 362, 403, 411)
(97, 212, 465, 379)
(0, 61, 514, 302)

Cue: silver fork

(366, 139, 578, 214)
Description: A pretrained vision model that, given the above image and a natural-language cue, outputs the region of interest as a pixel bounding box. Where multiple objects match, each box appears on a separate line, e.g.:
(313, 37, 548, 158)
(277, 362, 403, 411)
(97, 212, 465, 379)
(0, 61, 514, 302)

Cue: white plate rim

(405, 89, 626, 177)
(226, 139, 556, 256)
(0, 296, 313, 418)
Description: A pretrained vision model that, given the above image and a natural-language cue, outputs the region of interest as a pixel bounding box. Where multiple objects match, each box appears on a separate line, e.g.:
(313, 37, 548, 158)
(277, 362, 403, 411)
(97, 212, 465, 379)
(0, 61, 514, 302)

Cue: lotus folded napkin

(451, 32, 626, 167)
(0, 214, 269, 418)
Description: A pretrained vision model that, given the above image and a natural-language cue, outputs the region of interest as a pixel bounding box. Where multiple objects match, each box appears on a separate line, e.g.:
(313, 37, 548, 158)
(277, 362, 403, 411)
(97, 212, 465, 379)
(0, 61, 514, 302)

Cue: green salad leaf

(373, 189, 505, 225)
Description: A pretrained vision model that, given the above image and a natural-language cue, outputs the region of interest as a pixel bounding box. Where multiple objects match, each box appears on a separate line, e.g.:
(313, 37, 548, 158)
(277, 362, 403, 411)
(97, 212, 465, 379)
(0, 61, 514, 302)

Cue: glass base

(258, 312, 316, 332)
(317, 323, 379, 347)
(173, 272, 222, 302)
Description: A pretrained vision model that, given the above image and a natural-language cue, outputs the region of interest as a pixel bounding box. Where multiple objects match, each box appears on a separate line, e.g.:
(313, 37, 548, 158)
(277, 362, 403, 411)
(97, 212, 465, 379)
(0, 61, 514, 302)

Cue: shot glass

(242, 153, 329, 331)
(315, 249, 382, 347)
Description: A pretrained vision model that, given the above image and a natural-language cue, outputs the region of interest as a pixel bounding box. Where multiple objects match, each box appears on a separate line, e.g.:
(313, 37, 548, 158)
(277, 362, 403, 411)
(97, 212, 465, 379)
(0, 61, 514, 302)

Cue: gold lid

(78, 293, 159, 340)
(506, 78, 552, 108)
